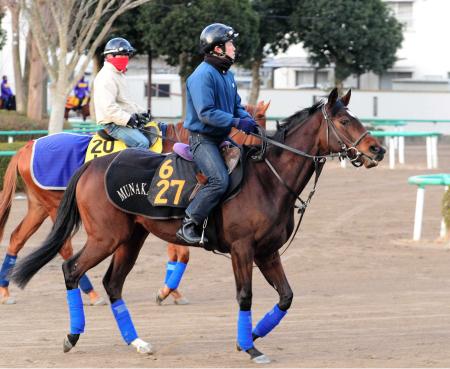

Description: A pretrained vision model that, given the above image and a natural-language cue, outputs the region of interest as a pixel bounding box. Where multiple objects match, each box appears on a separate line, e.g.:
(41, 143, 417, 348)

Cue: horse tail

(0, 152, 20, 242)
(12, 161, 91, 289)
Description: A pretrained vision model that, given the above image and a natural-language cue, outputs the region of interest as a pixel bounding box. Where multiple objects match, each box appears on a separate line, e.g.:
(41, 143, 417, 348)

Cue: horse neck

(258, 113, 325, 208)
(162, 123, 190, 153)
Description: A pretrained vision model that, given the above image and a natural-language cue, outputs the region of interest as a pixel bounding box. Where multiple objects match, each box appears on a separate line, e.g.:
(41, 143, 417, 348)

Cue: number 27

(154, 179, 185, 205)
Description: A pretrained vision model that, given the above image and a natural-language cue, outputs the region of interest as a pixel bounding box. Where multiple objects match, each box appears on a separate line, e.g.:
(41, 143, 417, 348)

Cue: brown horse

(0, 101, 270, 304)
(11, 89, 384, 363)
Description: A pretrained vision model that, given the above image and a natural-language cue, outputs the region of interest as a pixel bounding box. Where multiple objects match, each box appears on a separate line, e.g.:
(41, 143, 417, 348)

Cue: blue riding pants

(104, 123, 149, 150)
(185, 132, 229, 224)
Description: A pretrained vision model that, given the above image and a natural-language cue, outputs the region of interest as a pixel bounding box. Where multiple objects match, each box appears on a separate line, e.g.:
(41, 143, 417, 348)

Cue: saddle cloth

(30, 123, 163, 190)
(105, 148, 244, 220)
(31, 132, 92, 190)
(105, 148, 246, 252)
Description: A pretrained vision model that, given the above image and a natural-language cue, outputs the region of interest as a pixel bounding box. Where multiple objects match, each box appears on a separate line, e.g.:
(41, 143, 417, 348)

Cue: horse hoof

(252, 354, 271, 364)
(63, 336, 73, 353)
(0, 296, 16, 305)
(91, 297, 107, 306)
(155, 289, 165, 305)
(173, 296, 189, 305)
(245, 347, 271, 364)
(131, 338, 153, 354)
(63, 334, 79, 353)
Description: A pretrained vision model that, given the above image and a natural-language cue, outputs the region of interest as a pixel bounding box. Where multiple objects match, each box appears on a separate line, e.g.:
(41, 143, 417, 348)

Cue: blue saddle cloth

(31, 132, 92, 189)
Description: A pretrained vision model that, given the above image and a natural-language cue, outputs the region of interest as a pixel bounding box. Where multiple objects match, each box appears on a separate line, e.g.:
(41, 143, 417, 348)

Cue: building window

(385, 1, 413, 29)
(379, 71, 412, 90)
(295, 70, 329, 88)
(144, 83, 171, 98)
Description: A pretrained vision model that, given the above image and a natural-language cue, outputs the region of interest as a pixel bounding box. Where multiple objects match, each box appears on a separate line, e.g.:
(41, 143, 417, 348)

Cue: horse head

(321, 88, 385, 168)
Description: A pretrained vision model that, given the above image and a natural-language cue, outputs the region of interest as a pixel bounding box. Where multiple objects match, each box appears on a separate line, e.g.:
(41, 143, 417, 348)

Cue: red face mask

(108, 56, 129, 72)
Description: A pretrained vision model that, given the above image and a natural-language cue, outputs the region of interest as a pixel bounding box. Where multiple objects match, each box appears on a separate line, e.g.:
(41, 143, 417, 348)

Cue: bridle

(245, 103, 373, 258)
(321, 105, 369, 168)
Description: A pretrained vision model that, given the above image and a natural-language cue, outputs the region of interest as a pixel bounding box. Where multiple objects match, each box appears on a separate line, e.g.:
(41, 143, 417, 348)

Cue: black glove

(127, 113, 139, 129)
(141, 109, 152, 120)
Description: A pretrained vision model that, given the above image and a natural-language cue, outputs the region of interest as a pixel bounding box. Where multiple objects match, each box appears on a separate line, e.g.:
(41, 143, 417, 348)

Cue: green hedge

(0, 111, 50, 142)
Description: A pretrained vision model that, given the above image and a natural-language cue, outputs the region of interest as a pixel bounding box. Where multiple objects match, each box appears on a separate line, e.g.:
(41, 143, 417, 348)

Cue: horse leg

(61, 236, 124, 353)
(156, 243, 189, 305)
(231, 240, 270, 364)
(0, 197, 47, 304)
(48, 209, 106, 306)
(252, 252, 293, 342)
(102, 226, 152, 354)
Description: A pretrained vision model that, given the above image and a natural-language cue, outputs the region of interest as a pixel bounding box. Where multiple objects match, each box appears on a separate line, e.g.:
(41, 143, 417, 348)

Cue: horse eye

(341, 118, 350, 125)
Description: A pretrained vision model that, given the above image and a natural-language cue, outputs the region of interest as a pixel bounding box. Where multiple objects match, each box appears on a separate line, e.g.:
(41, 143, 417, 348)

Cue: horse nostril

(369, 145, 379, 154)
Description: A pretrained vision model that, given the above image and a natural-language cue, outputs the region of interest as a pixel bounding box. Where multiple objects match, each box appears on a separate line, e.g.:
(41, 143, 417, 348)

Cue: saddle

(104, 146, 248, 252)
(84, 121, 163, 162)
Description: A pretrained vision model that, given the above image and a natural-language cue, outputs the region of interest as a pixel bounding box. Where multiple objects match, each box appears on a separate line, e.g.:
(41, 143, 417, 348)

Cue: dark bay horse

(11, 89, 385, 363)
(0, 101, 270, 304)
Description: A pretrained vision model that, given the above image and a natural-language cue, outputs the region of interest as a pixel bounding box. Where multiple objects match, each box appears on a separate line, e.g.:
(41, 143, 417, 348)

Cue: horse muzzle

(361, 145, 386, 168)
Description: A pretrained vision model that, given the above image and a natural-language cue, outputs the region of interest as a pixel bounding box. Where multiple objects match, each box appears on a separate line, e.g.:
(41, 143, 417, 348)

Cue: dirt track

(1, 144, 450, 367)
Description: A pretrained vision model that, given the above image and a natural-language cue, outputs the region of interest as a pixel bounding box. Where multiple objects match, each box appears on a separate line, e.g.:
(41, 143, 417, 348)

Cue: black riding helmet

(199, 23, 239, 54)
(103, 37, 136, 57)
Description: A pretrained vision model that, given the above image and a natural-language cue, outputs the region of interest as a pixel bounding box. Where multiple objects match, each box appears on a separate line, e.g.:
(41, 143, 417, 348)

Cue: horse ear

(341, 89, 351, 106)
(326, 88, 339, 108)
(261, 100, 271, 114)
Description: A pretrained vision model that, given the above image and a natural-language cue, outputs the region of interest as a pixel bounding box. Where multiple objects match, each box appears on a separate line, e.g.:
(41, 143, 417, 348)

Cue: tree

(248, 0, 299, 104)
(27, 33, 46, 119)
(137, 0, 259, 117)
(0, 1, 27, 113)
(291, 0, 403, 89)
(19, 0, 151, 134)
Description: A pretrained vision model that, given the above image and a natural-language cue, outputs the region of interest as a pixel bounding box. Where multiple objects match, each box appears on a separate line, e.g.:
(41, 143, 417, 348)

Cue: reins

(241, 104, 371, 258)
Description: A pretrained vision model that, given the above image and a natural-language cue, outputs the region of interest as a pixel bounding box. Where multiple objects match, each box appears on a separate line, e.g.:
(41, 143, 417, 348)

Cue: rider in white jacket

(94, 37, 149, 149)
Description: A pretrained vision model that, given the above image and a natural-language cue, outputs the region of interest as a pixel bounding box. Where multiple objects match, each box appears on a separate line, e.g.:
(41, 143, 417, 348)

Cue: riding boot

(176, 216, 208, 245)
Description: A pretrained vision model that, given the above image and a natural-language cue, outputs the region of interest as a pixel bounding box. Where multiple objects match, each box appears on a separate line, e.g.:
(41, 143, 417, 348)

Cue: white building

(271, 0, 450, 91)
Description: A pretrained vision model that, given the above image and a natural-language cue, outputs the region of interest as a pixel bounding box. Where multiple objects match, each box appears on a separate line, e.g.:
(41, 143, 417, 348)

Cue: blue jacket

(183, 61, 250, 138)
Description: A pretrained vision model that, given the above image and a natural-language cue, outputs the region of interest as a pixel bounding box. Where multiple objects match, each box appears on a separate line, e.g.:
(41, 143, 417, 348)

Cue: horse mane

(280, 100, 324, 130)
(270, 100, 325, 144)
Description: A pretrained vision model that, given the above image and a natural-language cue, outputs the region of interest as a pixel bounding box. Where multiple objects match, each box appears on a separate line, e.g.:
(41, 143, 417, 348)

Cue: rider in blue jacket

(176, 23, 258, 245)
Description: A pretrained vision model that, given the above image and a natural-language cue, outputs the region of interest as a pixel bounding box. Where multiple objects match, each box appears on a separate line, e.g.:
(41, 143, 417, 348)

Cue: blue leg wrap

(67, 288, 85, 334)
(111, 299, 138, 345)
(79, 274, 94, 294)
(166, 262, 187, 290)
(237, 310, 253, 351)
(0, 254, 17, 287)
(164, 261, 177, 285)
(253, 304, 287, 338)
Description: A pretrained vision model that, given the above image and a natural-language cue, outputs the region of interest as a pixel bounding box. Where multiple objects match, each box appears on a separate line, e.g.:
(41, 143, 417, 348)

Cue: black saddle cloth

(105, 148, 244, 219)
(104, 148, 247, 252)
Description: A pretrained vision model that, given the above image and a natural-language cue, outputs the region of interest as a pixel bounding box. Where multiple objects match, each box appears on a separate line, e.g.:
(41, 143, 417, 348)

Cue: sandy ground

(0, 143, 450, 368)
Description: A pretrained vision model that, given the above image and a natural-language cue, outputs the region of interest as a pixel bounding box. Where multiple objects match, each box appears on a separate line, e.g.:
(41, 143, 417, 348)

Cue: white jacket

(93, 61, 145, 126)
